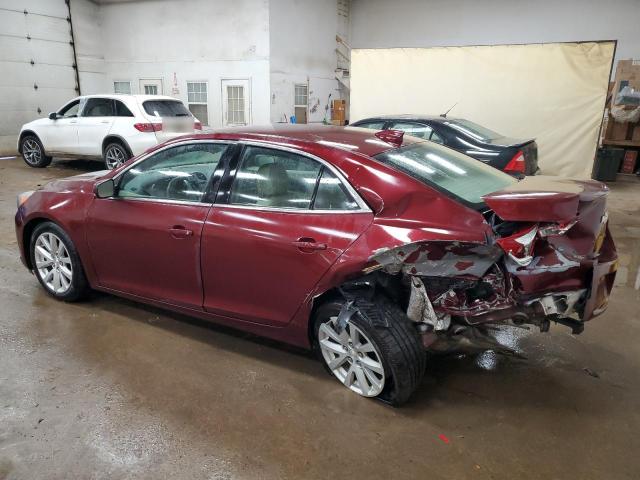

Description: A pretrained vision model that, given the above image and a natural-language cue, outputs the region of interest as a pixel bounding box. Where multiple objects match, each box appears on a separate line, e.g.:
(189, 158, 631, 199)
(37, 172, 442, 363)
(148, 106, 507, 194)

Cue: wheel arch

(102, 135, 133, 157)
(22, 217, 55, 269)
(18, 130, 43, 154)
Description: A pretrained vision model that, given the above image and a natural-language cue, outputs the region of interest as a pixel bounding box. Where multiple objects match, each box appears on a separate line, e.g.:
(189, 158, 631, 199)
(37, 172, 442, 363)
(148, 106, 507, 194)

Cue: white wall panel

(351, 42, 615, 178)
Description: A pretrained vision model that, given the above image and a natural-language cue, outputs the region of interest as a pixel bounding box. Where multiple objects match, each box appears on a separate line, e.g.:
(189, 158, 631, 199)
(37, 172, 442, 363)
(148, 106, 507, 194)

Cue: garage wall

(70, 0, 106, 94)
(99, 0, 271, 127)
(350, 42, 615, 179)
(351, 0, 638, 66)
(269, 0, 342, 124)
(0, 0, 79, 154)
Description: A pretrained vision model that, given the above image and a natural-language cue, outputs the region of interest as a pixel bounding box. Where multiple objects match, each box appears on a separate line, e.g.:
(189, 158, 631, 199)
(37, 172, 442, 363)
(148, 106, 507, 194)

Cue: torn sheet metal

(366, 241, 502, 278)
(406, 277, 450, 330)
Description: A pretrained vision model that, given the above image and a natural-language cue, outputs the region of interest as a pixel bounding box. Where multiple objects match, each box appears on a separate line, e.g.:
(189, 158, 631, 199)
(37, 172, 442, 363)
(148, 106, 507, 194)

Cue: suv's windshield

(444, 119, 502, 142)
(374, 142, 516, 207)
(143, 100, 191, 118)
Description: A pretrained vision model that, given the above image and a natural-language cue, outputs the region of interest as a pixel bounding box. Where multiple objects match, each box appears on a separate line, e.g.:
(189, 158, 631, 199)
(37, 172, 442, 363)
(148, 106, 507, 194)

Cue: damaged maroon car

(15, 125, 617, 405)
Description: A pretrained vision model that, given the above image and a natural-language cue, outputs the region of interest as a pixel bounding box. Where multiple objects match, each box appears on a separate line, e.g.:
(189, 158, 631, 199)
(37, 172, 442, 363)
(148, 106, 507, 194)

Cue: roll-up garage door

(0, 0, 79, 153)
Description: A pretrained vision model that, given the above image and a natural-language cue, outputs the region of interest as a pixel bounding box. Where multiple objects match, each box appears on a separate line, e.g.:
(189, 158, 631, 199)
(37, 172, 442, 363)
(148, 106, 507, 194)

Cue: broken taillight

(496, 224, 538, 266)
(504, 150, 526, 174)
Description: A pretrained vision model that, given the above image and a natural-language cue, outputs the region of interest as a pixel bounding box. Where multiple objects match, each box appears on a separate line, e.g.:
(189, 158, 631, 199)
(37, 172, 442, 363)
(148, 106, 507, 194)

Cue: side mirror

(48, 112, 58, 120)
(95, 179, 115, 198)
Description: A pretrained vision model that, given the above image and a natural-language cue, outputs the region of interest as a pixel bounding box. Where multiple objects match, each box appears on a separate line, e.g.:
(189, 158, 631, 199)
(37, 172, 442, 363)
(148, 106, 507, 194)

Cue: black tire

(21, 135, 52, 168)
(29, 222, 89, 302)
(103, 140, 131, 170)
(313, 297, 426, 406)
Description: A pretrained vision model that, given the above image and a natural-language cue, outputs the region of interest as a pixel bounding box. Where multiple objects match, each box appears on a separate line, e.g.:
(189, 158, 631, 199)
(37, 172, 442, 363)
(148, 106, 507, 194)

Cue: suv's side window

(118, 143, 228, 202)
(82, 98, 115, 117)
(114, 100, 134, 117)
(58, 100, 80, 118)
(230, 146, 321, 209)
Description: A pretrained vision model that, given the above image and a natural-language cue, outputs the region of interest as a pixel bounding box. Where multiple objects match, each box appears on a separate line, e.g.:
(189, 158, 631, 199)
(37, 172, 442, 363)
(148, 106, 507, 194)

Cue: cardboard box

(612, 59, 640, 106)
(621, 150, 638, 173)
(633, 125, 640, 142)
(332, 99, 346, 124)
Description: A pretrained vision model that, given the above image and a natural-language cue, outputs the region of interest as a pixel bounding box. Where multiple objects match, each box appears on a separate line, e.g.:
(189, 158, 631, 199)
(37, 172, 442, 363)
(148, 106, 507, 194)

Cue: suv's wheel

(313, 298, 426, 406)
(103, 141, 130, 170)
(30, 222, 89, 302)
(21, 135, 52, 168)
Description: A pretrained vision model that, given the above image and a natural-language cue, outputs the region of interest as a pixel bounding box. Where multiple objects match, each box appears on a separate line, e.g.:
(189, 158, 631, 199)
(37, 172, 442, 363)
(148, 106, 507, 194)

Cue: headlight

(17, 190, 34, 208)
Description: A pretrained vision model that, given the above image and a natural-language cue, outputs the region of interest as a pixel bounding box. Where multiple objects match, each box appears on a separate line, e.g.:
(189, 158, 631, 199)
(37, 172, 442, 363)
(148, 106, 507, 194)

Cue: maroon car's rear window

(375, 142, 516, 207)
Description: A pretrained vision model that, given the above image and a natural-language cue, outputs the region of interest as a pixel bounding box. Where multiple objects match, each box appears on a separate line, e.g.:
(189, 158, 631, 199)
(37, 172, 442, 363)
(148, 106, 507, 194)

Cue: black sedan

(351, 115, 538, 175)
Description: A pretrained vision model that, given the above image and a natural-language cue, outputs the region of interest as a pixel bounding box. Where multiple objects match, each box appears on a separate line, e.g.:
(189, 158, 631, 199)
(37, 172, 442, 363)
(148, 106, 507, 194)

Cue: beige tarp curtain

(350, 41, 615, 178)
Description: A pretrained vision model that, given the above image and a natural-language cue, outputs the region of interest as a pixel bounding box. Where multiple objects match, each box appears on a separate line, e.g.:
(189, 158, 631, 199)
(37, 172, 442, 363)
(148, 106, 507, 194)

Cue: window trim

(109, 139, 234, 207)
(186, 80, 209, 125)
(222, 141, 371, 214)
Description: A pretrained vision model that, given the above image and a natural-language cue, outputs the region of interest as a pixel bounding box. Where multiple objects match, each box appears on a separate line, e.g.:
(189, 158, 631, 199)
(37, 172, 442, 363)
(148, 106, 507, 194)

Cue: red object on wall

(621, 150, 638, 174)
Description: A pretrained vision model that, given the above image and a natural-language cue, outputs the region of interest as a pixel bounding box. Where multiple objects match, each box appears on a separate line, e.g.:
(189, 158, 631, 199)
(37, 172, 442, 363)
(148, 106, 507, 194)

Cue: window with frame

(58, 100, 80, 118)
(118, 143, 228, 202)
(113, 81, 131, 94)
(226, 85, 246, 125)
(82, 98, 114, 117)
(294, 84, 308, 124)
(229, 146, 358, 210)
(187, 81, 209, 126)
(230, 146, 321, 209)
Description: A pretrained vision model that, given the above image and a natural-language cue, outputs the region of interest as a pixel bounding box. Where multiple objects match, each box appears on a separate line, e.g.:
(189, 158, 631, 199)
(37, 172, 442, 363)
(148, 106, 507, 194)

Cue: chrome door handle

(293, 238, 327, 252)
(169, 226, 193, 239)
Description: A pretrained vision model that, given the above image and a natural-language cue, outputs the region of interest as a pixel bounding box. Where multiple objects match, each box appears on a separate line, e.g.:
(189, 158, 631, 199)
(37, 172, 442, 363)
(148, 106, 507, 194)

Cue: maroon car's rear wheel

(30, 222, 89, 302)
(313, 298, 426, 406)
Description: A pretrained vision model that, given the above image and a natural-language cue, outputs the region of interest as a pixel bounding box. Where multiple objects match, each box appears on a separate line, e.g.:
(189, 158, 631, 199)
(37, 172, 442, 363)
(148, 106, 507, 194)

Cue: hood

(482, 175, 608, 222)
(41, 170, 110, 194)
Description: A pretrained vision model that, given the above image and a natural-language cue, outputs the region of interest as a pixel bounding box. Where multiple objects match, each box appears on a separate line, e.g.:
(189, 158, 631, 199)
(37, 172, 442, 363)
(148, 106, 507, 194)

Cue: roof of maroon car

(185, 124, 423, 157)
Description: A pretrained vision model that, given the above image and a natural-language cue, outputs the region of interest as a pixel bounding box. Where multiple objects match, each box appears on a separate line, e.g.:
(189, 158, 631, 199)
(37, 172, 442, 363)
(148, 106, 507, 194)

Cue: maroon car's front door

(200, 145, 373, 327)
(85, 141, 229, 308)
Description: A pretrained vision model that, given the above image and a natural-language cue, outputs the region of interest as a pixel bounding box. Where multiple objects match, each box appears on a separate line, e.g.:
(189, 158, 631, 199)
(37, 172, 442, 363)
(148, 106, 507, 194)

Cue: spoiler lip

(482, 176, 608, 223)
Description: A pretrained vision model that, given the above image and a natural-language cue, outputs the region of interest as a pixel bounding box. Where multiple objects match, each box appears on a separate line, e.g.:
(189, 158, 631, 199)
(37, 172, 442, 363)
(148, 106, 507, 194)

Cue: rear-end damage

(334, 178, 618, 356)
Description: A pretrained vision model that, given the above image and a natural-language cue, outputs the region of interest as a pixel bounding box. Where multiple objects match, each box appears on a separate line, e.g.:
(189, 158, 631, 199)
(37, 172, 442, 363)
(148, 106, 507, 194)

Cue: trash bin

(593, 147, 624, 182)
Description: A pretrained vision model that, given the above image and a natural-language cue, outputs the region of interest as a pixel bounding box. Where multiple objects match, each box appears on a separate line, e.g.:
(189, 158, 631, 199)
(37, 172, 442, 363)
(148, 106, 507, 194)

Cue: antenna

(440, 102, 458, 118)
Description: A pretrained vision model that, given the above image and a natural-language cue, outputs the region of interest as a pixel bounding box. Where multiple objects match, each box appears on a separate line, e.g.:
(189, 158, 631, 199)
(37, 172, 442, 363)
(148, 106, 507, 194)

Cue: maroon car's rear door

(85, 141, 230, 308)
(200, 144, 373, 327)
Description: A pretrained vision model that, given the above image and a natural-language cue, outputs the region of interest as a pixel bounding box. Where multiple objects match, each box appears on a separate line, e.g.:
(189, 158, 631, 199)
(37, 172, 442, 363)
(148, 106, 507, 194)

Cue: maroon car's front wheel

(313, 298, 426, 406)
(30, 222, 89, 302)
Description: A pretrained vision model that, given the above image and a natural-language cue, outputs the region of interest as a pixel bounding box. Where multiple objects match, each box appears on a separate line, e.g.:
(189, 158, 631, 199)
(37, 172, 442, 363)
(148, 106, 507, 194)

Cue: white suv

(18, 94, 202, 169)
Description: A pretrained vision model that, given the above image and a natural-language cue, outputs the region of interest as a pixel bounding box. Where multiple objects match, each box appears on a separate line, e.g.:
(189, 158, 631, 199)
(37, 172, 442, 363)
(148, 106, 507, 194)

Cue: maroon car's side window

(118, 143, 228, 203)
(229, 146, 322, 209)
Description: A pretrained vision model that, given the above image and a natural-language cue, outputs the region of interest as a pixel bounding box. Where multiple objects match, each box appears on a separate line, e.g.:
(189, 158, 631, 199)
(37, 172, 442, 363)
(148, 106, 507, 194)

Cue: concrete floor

(0, 156, 639, 480)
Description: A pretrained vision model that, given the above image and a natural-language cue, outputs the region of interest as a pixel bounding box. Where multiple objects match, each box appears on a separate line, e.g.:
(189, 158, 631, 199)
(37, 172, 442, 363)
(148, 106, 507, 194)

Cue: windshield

(374, 142, 516, 207)
(143, 100, 191, 118)
(444, 119, 502, 142)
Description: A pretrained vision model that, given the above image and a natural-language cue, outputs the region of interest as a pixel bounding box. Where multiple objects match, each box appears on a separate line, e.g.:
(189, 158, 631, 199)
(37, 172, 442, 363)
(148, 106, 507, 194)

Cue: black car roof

(353, 114, 462, 124)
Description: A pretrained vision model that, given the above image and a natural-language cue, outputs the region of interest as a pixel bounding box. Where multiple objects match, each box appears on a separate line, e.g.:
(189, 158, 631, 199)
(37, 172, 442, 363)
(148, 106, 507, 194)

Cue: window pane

(187, 82, 207, 103)
(82, 98, 114, 117)
(115, 100, 134, 117)
(430, 131, 444, 144)
(188, 104, 208, 126)
(313, 169, 358, 210)
(230, 146, 321, 209)
(355, 121, 385, 130)
(444, 119, 502, 142)
(144, 85, 158, 95)
(374, 143, 516, 206)
(143, 100, 191, 117)
(114, 81, 131, 94)
(58, 100, 80, 117)
(118, 143, 227, 202)
(294, 84, 308, 106)
(391, 122, 433, 140)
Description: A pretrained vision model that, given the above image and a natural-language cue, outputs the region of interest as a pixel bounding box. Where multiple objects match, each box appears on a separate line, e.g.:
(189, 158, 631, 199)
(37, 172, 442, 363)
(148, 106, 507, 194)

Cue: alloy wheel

(34, 232, 73, 294)
(23, 139, 42, 166)
(105, 145, 126, 169)
(318, 316, 386, 397)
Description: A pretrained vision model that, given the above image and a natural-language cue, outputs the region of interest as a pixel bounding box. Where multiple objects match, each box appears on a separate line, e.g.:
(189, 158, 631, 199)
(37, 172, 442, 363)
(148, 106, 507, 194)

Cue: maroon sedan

(15, 125, 617, 405)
